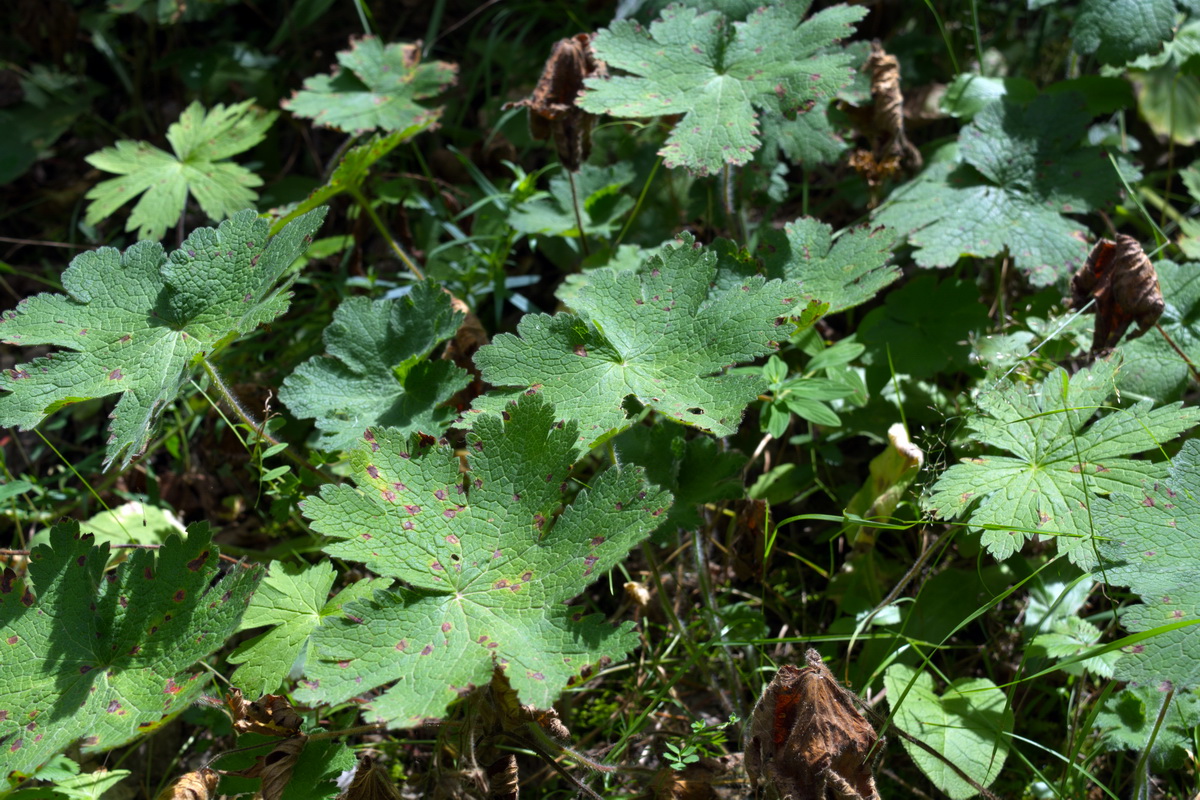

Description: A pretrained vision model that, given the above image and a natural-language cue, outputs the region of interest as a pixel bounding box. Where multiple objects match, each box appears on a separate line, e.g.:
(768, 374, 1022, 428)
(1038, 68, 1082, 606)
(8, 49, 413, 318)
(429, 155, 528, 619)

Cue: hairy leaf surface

(0, 522, 260, 791)
(283, 37, 456, 134)
(0, 209, 327, 468)
(280, 283, 468, 452)
(85, 100, 277, 241)
(296, 395, 671, 725)
(473, 234, 813, 451)
(924, 360, 1200, 565)
(578, 2, 866, 175)
(759, 219, 899, 313)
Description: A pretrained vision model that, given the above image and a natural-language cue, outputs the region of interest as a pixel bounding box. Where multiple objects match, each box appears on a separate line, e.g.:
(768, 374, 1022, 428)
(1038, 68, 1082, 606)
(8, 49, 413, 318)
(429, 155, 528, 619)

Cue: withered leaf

(341, 755, 403, 800)
(504, 33, 606, 171)
(220, 688, 304, 737)
(155, 768, 219, 800)
(1068, 234, 1165, 355)
(229, 734, 307, 800)
(744, 650, 881, 800)
(851, 41, 921, 198)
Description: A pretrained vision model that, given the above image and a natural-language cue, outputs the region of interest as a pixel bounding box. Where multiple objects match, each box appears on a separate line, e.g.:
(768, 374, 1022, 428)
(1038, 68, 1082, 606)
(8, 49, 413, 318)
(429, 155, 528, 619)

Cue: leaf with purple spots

(283, 37, 457, 135)
(0, 521, 259, 792)
(295, 394, 671, 725)
(472, 233, 820, 452)
(577, 2, 867, 176)
(924, 359, 1200, 566)
(0, 208, 327, 469)
(1094, 439, 1200, 692)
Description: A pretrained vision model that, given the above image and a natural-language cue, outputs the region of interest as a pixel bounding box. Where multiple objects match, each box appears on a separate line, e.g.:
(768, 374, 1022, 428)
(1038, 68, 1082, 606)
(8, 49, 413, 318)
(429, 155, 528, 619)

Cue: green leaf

(884, 664, 1013, 800)
(578, 2, 867, 175)
(228, 561, 388, 696)
(1072, 0, 1176, 66)
(84, 100, 277, 241)
(875, 94, 1125, 285)
(0, 521, 260, 792)
(939, 73, 1036, 120)
(924, 360, 1200, 566)
(613, 423, 745, 540)
(295, 395, 671, 725)
(1096, 685, 1200, 770)
(282, 37, 457, 134)
(0, 209, 327, 469)
(508, 164, 636, 239)
(279, 282, 468, 453)
(1095, 439, 1200, 691)
(759, 219, 900, 313)
(1030, 615, 1120, 678)
(857, 274, 989, 379)
(1115, 260, 1200, 402)
(270, 127, 432, 234)
(473, 234, 809, 451)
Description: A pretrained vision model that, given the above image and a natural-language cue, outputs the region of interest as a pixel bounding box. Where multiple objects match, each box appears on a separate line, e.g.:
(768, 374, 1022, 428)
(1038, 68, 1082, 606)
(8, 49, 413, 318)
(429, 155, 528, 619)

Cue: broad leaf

(0, 522, 260, 792)
(875, 94, 1126, 285)
(1095, 439, 1200, 691)
(228, 561, 387, 696)
(508, 163, 636, 239)
(1072, 0, 1176, 66)
(884, 664, 1012, 800)
(85, 100, 276, 241)
(1095, 685, 1200, 770)
(759, 218, 900, 313)
(578, 2, 867, 175)
(283, 37, 457, 134)
(295, 395, 671, 725)
(472, 233, 815, 452)
(279, 282, 468, 453)
(0, 208, 327, 469)
(923, 360, 1200, 566)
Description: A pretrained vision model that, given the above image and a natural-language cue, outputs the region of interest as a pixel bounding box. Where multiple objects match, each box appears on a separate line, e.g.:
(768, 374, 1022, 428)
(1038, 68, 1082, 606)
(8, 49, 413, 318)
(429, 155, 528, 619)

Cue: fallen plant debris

(1068, 234, 1166, 355)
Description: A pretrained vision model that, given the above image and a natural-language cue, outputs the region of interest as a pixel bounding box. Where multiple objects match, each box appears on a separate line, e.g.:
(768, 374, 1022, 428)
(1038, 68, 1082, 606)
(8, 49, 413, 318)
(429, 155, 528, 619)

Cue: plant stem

(566, 169, 590, 257)
(349, 186, 425, 279)
(200, 357, 338, 485)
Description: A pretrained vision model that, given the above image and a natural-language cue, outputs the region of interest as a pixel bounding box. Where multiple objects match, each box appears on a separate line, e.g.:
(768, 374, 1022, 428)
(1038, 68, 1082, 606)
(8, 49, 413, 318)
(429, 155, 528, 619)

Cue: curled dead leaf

(851, 41, 921, 202)
(504, 33, 607, 171)
(229, 734, 307, 800)
(744, 650, 881, 800)
(341, 755, 403, 800)
(220, 688, 304, 737)
(1068, 235, 1165, 355)
(155, 768, 219, 800)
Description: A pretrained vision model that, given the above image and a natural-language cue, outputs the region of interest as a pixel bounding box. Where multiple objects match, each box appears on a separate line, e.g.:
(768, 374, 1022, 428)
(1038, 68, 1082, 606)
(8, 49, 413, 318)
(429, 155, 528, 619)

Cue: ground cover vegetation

(3, 0, 1200, 797)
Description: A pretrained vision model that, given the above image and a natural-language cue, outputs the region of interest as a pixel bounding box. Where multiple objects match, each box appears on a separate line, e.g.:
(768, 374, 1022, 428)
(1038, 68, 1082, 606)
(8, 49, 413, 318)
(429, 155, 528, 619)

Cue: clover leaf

(759, 218, 900, 313)
(0, 208, 327, 469)
(228, 561, 388, 696)
(294, 395, 671, 725)
(85, 100, 277, 241)
(578, 2, 866, 175)
(283, 37, 457, 134)
(1095, 439, 1200, 691)
(279, 282, 469, 453)
(923, 360, 1200, 566)
(472, 234, 815, 452)
(0, 522, 260, 792)
(875, 94, 1126, 285)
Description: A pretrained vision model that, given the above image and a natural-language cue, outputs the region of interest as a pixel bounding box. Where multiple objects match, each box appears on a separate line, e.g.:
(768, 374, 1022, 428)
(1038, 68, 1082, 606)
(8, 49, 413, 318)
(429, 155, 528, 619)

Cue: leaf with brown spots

(295, 394, 670, 727)
(0, 521, 260, 794)
(1068, 234, 1165, 355)
(744, 650, 881, 800)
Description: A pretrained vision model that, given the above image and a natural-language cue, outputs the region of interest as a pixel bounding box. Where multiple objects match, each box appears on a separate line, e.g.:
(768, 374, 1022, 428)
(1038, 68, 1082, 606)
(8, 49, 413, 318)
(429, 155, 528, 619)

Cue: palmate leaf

(279, 282, 469, 453)
(0, 522, 260, 792)
(577, 1, 866, 175)
(283, 37, 457, 134)
(228, 561, 387, 696)
(875, 94, 1126, 286)
(923, 360, 1200, 566)
(471, 233, 817, 452)
(0, 208, 327, 469)
(1095, 439, 1200, 691)
(85, 100, 277, 241)
(294, 395, 670, 725)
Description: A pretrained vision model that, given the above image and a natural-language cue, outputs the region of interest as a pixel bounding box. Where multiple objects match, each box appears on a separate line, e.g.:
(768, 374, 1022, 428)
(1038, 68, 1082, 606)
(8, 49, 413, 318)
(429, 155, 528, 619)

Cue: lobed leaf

(295, 394, 671, 725)
(0, 208, 327, 469)
(0, 522, 260, 792)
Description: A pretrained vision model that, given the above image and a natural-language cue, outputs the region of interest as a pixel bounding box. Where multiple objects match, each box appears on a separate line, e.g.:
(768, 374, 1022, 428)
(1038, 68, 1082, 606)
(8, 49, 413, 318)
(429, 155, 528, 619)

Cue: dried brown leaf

(220, 689, 304, 737)
(341, 755, 403, 800)
(504, 34, 606, 171)
(155, 768, 219, 800)
(1068, 235, 1165, 355)
(744, 650, 881, 800)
